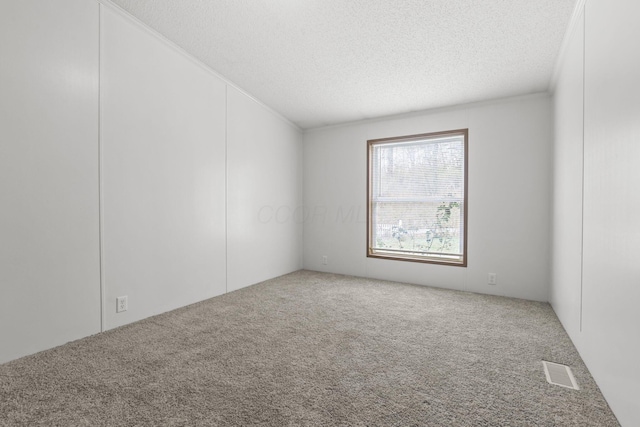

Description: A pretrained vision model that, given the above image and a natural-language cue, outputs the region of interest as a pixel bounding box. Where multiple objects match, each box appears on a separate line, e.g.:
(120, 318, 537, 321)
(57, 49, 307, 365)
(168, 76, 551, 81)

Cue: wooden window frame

(367, 129, 468, 267)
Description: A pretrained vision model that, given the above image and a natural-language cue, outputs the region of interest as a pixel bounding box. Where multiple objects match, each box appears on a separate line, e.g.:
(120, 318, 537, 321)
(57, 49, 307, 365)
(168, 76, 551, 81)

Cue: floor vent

(542, 361, 579, 390)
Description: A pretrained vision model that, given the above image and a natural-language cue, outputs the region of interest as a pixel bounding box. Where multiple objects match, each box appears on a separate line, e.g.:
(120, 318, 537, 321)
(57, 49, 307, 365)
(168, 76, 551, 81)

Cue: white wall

(551, 8, 584, 342)
(1, 0, 302, 363)
(304, 95, 553, 301)
(0, 0, 101, 363)
(100, 5, 227, 329)
(227, 87, 303, 292)
(551, 0, 640, 425)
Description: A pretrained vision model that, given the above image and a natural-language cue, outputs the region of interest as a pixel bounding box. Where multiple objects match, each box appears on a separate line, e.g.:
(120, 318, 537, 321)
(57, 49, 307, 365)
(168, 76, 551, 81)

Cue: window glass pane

(372, 201, 463, 255)
(368, 130, 467, 265)
(376, 140, 464, 200)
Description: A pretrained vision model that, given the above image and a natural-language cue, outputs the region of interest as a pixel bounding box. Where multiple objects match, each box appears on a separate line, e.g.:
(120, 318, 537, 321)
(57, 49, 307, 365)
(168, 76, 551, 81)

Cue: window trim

(366, 129, 469, 267)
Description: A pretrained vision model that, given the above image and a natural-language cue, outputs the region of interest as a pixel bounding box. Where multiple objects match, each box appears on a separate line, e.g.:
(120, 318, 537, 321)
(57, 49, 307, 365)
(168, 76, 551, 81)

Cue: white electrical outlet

(116, 296, 128, 313)
(322, 255, 328, 265)
(488, 273, 497, 285)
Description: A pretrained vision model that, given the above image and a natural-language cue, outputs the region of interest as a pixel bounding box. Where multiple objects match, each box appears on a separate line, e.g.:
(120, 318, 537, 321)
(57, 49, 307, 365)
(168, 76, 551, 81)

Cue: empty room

(1, 0, 638, 425)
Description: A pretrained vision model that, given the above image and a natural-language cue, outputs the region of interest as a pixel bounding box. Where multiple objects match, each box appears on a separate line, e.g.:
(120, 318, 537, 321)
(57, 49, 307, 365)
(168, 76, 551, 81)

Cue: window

(367, 129, 468, 266)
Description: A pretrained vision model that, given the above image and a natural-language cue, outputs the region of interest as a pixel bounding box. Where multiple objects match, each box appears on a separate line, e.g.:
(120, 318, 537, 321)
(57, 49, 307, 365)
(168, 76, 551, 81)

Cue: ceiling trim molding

(304, 92, 551, 134)
(95, 0, 301, 132)
(548, 0, 587, 93)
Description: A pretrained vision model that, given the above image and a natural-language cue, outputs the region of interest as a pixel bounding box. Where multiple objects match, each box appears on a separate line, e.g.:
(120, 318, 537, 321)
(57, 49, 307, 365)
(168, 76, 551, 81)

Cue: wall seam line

(579, 4, 586, 333)
(225, 85, 228, 294)
(98, 3, 106, 332)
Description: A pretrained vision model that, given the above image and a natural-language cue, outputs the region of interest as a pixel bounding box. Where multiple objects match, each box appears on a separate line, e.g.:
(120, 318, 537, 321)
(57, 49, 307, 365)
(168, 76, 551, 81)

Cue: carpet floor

(0, 270, 619, 426)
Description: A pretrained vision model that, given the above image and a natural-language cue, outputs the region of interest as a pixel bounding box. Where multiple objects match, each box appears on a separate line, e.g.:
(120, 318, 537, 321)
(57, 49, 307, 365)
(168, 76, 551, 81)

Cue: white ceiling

(109, 0, 578, 129)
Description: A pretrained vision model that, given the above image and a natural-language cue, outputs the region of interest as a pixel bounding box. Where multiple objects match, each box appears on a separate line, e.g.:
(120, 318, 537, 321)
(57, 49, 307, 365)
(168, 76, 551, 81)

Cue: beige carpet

(0, 270, 619, 426)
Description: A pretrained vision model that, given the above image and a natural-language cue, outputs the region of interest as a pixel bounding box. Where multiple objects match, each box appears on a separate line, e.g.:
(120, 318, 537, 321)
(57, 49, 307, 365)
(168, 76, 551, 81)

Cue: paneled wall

(100, 6, 227, 329)
(0, 0, 102, 363)
(227, 87, 303, 292)
(551, 8, 584, 342)
(0, 0, 302, 363)
(304, 95, 553, 302)
(551, 0, 640, 425)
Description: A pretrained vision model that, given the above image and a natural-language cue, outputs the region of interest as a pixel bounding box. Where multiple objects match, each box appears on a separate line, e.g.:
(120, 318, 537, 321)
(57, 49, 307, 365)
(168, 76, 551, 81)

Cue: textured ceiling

(109, 0, 577, 129)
